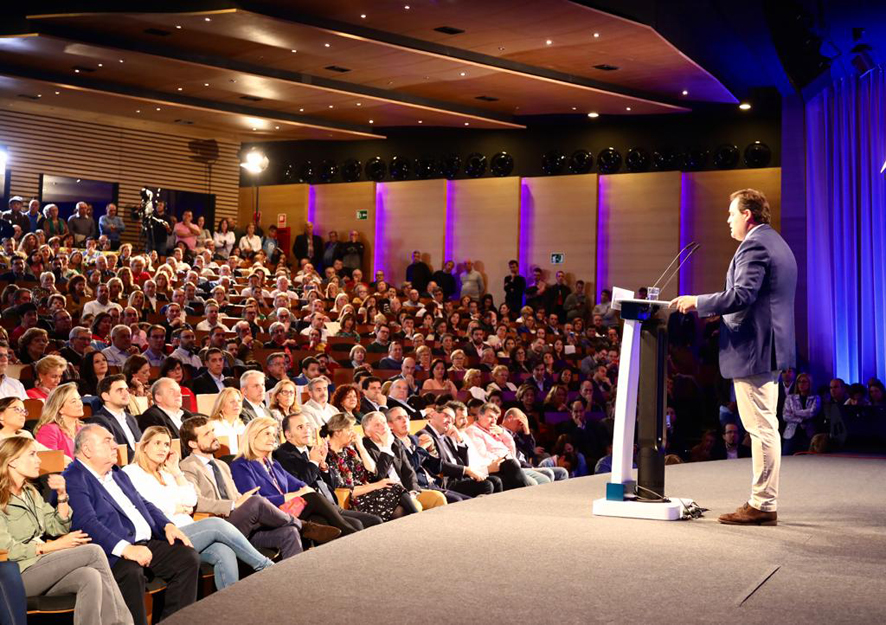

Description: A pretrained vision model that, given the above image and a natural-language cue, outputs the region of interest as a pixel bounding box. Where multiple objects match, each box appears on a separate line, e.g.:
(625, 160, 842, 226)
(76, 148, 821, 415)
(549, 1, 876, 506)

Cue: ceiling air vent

(593, 64, 620, 71)
(144, 28, 172, 36)
(475, 95, 499, 102)
(434, 26, 465, 35)
(174, 119, 194, 125)
(72, 66, 95, 73)
(324, 65, 351, 73)
(240, 95, 263, 102)
(17, 94, 40, 100)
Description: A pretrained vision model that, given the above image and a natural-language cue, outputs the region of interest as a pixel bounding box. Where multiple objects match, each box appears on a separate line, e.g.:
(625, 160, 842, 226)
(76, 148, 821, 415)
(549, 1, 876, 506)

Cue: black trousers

(341, 508, 383, 529)
(111, 539, 200, 625)
(300, 491, 363, 535)
(448, 476, 496, 498)
(228, 495, 303, 560)
(493, 459, 531, 490)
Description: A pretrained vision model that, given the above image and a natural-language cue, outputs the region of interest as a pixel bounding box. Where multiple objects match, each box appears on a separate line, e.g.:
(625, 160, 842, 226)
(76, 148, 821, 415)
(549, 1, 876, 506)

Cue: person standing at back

(671, 189, 797, 526)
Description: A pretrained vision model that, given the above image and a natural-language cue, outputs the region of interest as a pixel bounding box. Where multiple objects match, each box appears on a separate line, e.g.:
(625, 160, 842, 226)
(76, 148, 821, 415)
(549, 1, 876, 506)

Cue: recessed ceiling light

(593, 32, 600, 38)
(360, 14, 366, 18)
(418, 120, 423, 123)
(275, 126, 280, 129)
(681, 90, 689, 96)
(175, 25, 182, 29)
(356, 102, 362, 106)
(299, 108, 304, 112)
(252, 127, 257, 131)
(587, 112, 599, 118)
(97, 63, 103, 67)
(739, 102, 752, 110)
(626, 106, 631, 111)
(460, 72, 466, 77)
(156, 107, 161, 111)
(36, 94, 42, 98)
(291, 49, 297, 53)
(324, 43, 330, 48)
(74, 69, 80, 73)
(204, 17, 211, 22)
(464, 122, 469, 126)
(54, 91, 60, 95)
(498, 46, 505, 51)
(328, 105, 334, 108)
(571, 107, 577, 110)
(404, 5, 411, 9)
(136, 109, 141, 113)
(119, 59, 124, 63)
(369, 119, 374, 124)
(546, 39, 553, 45)
(204, 83, 209, 87)
(177, 87, 183, 91)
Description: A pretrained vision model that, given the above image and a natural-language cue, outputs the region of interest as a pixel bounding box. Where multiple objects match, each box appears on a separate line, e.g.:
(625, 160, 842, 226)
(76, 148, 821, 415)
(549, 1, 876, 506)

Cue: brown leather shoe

(301, 521, 341, 543)
(718, 503, 777, 526)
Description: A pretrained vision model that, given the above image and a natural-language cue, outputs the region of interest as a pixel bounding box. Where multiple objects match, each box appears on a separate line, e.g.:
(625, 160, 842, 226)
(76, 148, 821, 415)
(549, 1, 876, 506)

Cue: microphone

(650, 242, 699, 292)
(655, 243, 701, 296)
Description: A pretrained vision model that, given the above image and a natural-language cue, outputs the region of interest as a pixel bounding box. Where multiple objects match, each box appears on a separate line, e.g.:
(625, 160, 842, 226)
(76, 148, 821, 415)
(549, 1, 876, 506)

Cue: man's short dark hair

(16, 302, 37, 317)
(179, 415, 210, 454)
(730, 188, 771, 225)
(98, 373, 127, 398)
(360, 376, 382, 390)
(300, 356, 319, 372)
(148, 324, 166, 338)
(281, 412, 304, 434)
(203, 347, 224, 363)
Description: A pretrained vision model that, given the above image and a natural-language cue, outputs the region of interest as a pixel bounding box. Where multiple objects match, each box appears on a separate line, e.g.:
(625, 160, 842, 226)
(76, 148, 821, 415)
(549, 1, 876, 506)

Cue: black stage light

(415, 156, 437, 179)
(318, 160, 338, 183)
(365, 156, 387, 181)
(625, 147, 650, 172)
(541, 150, 566, 175)
(440, 154, 462, 180)
(744, 142, 772, 168)
(390, 156, 412, 180)
(652, 148, 679, 171)
(684, 148, 709, 171)
(712, 144, 739, 169)
(298, 161, 316, 183)
(597, 147, 622, 174)
(568, 149, 594, 174)
(342, 158, 362, 182)
(464, 152, 487, 178)
(489, 152, 514, 177)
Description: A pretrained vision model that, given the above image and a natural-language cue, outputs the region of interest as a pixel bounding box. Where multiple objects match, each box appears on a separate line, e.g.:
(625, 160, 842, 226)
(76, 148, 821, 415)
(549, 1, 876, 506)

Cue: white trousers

(733, 371, 781, 512)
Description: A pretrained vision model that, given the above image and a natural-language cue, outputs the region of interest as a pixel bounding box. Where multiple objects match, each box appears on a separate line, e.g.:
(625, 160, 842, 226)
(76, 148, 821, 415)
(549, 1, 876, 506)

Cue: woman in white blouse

(123, 426, 273, 589)
(208, 389, 247, 455)
(237, 223, 262, 259)
(213, 218, 236, 259)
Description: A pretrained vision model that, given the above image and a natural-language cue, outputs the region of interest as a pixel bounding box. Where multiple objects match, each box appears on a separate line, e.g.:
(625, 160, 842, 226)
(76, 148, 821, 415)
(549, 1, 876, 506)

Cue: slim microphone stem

(657, 243, 700, 295)
(652, 241, 698, 290)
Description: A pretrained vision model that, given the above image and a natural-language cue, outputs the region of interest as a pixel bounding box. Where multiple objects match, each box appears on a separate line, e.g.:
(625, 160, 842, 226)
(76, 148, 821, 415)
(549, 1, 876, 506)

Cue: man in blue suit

(671, 189, 797, 526)
(64, 424, 200, 625)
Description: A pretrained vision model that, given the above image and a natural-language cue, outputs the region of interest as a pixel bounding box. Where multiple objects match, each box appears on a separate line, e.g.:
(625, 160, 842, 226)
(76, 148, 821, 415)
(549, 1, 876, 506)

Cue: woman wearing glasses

(0, 398, 49, 450)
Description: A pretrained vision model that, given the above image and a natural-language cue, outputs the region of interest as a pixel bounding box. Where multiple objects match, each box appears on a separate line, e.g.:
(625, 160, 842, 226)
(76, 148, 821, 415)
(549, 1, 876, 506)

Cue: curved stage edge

(166, 456, 886, 624)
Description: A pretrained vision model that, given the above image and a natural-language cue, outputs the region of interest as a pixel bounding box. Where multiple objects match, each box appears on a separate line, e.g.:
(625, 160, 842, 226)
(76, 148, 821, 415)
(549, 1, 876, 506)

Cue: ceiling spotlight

(328, 105, 334, 108)
(204, 83, 209, 86)
(460, 72, 466, 76)
(404, 5, 410, 9)
(241, 149, 269, 174)
(739, 102, 752, 110)
(593, 32, 600, 38)
(177, 87, 183, 91)
(369, 119, 374, 124)
(626, 107, 631, 111)
(299, 108, 304, 112)
(175, 25, 182, 29)
(360, 14, 367, 18)
(136, 109, 141, 113)
(252, 127, 257, 131)
(418, 120, 423, 124)
(546, 39, 553, 45)
(156, 107, 161, 111)
(119, 59, 124, 63)
(356, 102, 362, 106)
(74, 69, 80, 73)
(275, 126, 279, 130)
(36, 94, 41, 98)
(291, 49, 297, 53)
(464, 122, 470, 126)
(324, 43, 330, 48)
(204, 17, 211, 22)
(681, 90, 689, 96)
(571, 107, 577, 110)
(54, 91, 60, 95)
(587, 112, 599, 118)
(498, 46, 505, 51)
(97, 63, 103, 67)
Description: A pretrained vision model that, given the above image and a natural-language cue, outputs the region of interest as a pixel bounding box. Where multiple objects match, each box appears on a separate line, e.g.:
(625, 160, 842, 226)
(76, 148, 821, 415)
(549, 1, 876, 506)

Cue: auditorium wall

(242, 167, 781, 304)
(0, 109, 241, 247)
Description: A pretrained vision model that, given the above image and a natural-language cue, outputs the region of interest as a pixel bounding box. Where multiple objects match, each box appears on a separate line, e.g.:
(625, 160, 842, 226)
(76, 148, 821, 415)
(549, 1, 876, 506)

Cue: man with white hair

(271, 275, 299, 302)
(137, 378, 194, 437)
(300, 376, 338, 429)
(239, 370, 272, 423)
(102, 324, 137, 367)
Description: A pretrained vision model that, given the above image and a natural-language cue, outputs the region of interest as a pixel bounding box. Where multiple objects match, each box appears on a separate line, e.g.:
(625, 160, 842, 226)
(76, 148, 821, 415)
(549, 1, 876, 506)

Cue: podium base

(592, 497, 692, 521)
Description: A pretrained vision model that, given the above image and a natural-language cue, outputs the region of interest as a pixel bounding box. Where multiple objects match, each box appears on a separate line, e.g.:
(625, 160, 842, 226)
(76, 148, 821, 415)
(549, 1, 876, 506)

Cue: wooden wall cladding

(0, 109, 241, 247)
(681, 168, 782, 296)
(311, 181, 377, 277)
(375, 179, 447, 285)
(520, 174, 598, 292)
(447, 177, 522, 305)
(238, 183, 309, 241)
(596, 171, 683, 301)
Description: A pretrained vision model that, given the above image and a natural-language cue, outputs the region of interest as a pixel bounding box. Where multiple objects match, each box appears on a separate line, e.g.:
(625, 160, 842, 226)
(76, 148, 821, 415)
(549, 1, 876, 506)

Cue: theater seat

(26, 593, 77, 615)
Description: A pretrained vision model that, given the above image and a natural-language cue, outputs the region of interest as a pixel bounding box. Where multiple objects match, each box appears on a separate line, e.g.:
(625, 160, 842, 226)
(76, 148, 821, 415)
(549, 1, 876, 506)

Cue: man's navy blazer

(697, 224, 797, 379)
(87, 406, 142, 457)
(64, 459, 172, 565)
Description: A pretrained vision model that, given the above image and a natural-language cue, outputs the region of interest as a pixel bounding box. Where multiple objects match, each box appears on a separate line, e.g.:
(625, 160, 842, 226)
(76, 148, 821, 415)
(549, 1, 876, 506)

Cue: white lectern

(592, 288, 693, 521)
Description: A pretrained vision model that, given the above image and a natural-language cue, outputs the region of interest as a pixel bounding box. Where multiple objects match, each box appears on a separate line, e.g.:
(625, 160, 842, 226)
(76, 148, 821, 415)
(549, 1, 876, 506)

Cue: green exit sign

(550, 253, 565, 264)
(356, 209, 368, 220)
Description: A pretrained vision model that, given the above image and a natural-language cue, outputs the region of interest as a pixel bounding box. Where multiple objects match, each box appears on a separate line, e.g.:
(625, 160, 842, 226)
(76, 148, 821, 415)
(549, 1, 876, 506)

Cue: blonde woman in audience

(415, 344, 432, 372)
(268, 380, 300, 426)
(123, 426, 273, 590)
(462, 369, 488, 402)
(348, 344, 367, 369)
(0, 397, 49, 451)
(0, 436, 133, 625)
(208, 388, 247, 455)
(448, 349, 467, 372)
(34, 383, 84, 459)
(27, 354, 67, 401)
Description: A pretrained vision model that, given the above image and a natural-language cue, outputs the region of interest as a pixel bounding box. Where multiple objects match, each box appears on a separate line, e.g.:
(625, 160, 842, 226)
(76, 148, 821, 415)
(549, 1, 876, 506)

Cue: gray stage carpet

(165, 456, 886, 624)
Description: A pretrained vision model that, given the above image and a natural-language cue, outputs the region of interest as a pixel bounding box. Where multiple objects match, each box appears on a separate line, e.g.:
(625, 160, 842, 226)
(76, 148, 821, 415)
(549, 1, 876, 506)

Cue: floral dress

(327, 446, 405, 521)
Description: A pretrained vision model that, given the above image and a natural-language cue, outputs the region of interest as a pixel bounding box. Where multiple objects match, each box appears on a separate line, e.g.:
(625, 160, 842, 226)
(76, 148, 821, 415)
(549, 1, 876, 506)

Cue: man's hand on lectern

(669, 295, 698, 314)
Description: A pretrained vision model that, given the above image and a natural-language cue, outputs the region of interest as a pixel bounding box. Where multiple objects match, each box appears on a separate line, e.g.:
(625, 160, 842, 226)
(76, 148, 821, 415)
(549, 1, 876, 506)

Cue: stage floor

(166, 456, 886, 624)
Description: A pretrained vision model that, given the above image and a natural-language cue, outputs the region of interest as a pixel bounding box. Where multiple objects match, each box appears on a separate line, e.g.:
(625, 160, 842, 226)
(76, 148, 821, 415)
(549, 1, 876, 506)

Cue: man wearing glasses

(59, 326, 93, 369)
(0, 340, 27, 399)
